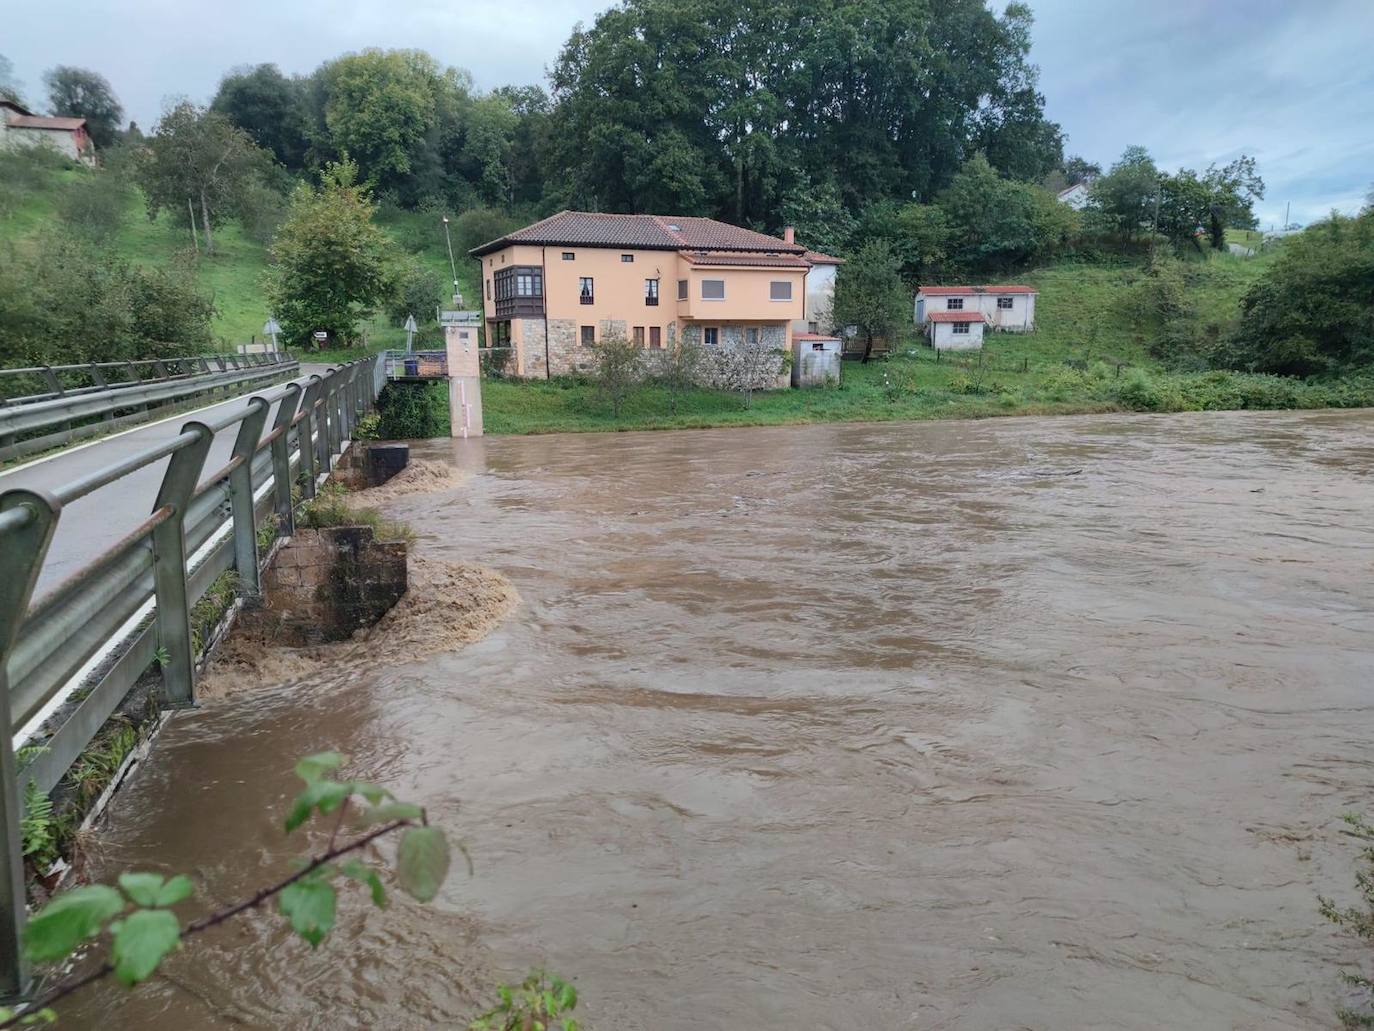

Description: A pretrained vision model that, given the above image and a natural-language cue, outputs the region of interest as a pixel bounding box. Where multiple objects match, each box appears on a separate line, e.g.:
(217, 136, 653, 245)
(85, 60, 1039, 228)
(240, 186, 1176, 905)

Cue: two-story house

(471, 211, 810, 378)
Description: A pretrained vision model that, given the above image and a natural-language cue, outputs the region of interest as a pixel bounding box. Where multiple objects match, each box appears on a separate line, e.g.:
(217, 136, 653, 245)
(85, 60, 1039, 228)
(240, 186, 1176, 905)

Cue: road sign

(404, 314, 417, 349)
(263, 317, 281, 351)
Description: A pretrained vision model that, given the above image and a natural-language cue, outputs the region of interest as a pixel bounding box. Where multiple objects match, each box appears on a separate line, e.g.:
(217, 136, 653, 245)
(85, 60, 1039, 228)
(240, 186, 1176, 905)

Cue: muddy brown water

(60, 410, 1374, 1030)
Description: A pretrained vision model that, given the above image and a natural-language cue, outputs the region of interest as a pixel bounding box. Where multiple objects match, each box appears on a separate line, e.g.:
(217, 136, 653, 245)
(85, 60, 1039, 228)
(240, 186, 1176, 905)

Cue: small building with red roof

(915, 283, 1037, 348)
(0, 100, 95, 165)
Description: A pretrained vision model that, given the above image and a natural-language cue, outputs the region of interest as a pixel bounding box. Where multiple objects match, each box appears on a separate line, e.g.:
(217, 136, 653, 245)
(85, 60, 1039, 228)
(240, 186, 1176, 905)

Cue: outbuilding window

(701, 279, 725, 300)
(952, 322, 971, 335)
(769, 281, 792, 301)
(998, 296, 1014, 309)
(947, 297, 964, 310)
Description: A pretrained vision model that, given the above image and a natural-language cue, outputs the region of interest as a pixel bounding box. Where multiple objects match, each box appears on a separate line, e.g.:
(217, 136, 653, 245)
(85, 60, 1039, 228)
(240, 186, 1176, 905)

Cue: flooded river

(64, 410, 1374, 1029)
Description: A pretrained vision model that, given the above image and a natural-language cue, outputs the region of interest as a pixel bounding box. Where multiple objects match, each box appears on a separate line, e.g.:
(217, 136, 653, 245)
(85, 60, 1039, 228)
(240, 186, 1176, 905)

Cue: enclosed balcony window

(493, 266, 543, 318)
(579, 277, 594, 305)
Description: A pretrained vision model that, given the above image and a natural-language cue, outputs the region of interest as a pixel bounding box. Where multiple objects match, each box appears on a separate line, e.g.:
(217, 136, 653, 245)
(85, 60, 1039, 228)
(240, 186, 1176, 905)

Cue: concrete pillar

(444, 312, 484, 438)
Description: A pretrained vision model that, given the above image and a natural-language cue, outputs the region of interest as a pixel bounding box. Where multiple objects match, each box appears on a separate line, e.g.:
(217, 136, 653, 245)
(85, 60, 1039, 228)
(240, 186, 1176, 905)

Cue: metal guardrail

(0, 352, 298, 463)
(382, 349, 448, 380)
(0, 354, 386, 996)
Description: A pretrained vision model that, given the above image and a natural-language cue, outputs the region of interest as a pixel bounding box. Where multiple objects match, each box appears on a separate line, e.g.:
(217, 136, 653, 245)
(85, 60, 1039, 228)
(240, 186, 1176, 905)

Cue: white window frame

(952, 321, 971, 335)
(701, 279, 726, 301)
(947, 297, 964, 310)
(703, 327, 720, 347)
(997, 296, 1014, 309)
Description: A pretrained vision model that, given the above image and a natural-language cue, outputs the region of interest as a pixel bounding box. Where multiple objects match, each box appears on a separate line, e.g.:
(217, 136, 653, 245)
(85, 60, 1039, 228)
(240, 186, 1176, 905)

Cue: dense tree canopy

(44, 66, 124, 149)
(831, 240, 909, 362)
(211, 64, 310, 168)
(548, 0, 1060, 229)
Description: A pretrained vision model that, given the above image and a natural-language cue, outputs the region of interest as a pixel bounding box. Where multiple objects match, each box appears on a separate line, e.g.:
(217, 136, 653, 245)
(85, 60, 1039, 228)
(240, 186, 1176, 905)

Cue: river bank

(58, 409, 1374, 1029)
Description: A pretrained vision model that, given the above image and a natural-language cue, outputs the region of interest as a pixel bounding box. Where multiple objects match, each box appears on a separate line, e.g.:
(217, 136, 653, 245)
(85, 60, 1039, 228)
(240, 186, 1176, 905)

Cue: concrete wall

(0, 125, 86, 163)
(246, 527, 408, 646)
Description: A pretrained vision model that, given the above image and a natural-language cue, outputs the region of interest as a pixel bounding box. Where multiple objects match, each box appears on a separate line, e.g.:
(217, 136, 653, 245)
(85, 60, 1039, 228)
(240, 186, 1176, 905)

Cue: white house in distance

(1057, 181, 1091, 210)
(789, 231, 844, 335)
(915, 284, 1038, 345)
(0, 100, 94, 164)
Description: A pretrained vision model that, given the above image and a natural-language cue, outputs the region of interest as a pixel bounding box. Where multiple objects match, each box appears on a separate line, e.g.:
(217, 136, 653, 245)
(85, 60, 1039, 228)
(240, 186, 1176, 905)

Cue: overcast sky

(5, 0, 1371, 227)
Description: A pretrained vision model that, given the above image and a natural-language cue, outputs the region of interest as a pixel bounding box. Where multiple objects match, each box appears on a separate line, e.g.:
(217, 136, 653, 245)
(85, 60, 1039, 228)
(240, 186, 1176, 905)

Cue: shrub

(55, 171, 129, 243)
(237, 179, 287, 245)
(385, 258, 444, 342)
(1112, 369, 1167, 411)
(376, 382, 446, 439)
(591, 331, 644, 417)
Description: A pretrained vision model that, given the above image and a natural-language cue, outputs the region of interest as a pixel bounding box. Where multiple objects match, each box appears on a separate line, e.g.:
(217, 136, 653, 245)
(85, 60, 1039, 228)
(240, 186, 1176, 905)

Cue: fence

(0, 354, 386, 997)
(0, 353, 298, 463)
(382, 349, 448, 381)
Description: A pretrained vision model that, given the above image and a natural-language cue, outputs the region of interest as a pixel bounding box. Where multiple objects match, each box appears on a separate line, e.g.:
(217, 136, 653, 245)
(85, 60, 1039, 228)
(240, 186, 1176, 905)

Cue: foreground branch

(2, 820, 410, 1028)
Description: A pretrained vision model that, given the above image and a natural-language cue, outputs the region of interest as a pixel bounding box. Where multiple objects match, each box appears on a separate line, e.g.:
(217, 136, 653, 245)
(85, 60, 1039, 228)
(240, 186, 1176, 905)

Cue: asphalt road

(0, 365, 333, 598)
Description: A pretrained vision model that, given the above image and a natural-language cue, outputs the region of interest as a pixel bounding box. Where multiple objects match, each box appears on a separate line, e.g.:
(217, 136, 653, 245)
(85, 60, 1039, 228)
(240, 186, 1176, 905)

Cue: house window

(703, 327, 719, 346)
(769, 281, 792, 301)
(807, 321, 819, 334)
(580, 325, 595, 346)
(645, 279, 659, 305)
(677, 279, 688, 300)
(998, 296, 1014, 309)
(579, 277, 594, 304)
(947, 297, 964, 310)
(633, 326, 645, 346)
(485, 279, 491, 300)
(621, 254, 634, 263)
(952, 322, 971, 335)
(746, 327, 760, 345)
(491, 321, 511, 347)
(649, 326, 662, 349)
(515, 270, 541, 297)
(562, 252, 576, 261)
(701, 279, 725, 300)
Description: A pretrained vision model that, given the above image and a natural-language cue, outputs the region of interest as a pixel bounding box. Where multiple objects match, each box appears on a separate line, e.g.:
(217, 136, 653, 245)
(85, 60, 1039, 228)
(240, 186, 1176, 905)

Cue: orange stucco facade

(477, 243, 808, 378)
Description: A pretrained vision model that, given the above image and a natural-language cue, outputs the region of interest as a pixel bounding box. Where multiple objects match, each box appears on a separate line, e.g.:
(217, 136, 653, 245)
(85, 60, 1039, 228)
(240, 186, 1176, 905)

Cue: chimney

(783, 225, 795, 245)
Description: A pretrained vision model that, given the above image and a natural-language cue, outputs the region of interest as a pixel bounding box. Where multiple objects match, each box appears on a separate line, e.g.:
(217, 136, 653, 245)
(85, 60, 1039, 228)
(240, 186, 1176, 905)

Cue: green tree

(138, 101, 269, 254)
(779, 178, 857, 257)
(211, 63, 310, 169)
(266, 159, 400, 346)
(43, 66, 123, 149)
(0, 53, 24, 105)
(386, 258, 444, 334)
(1223, 211, 1374, 376)
(936, 153, 1075, 272)
(831, 240, 909, 363)
(1088, 145, 1160, 241)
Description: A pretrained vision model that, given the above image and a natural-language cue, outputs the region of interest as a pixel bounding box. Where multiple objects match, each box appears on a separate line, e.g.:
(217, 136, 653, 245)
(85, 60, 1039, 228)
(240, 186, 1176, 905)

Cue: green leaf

(110, 909, 180, 985)
(279, 878, 336, 947)
(23, 884, 125, 963)
(284, 779, 352, 833)
(360, 801, 422, 825)
(295, 752, 345, 784)
(340, 859, 387, 908)
(350, 782, 391, 805)
(155, 874, 194, 907)
(555, 980, 577, 1011)
(117, 872, 165, 908)
(563, 1020, 580, 1031)
(396, 826, 450, 903)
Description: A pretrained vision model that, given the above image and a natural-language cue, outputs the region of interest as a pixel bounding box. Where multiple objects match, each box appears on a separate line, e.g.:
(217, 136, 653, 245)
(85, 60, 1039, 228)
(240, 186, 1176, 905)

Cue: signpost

(262, 317, 281, 352)
(404, 314, 418, 351)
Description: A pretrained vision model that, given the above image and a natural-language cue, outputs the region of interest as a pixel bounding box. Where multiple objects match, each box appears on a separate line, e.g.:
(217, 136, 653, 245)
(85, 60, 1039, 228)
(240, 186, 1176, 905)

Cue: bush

(591, 332, 644, 417)
(55, 171, 129, 243)
(376, 382, 446, 439)
(1112, 369, 1167, 411)
(237, 180, 288, 245)
(452, 208, 518, 257)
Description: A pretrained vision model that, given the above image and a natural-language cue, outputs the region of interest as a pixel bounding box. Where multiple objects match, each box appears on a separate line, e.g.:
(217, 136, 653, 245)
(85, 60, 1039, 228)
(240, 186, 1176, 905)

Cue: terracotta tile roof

(680, 250, 810, 268)
(926, 311, 990, 323)
(471, 210, 805, 256)
(803, 250, 845, 265)
(918, 284, 1036, 296)
(5, 112, 86, 131)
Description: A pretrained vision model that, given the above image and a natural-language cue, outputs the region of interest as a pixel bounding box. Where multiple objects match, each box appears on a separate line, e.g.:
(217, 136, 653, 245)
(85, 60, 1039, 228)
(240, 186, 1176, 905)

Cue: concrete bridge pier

(443, 312, 484, 438)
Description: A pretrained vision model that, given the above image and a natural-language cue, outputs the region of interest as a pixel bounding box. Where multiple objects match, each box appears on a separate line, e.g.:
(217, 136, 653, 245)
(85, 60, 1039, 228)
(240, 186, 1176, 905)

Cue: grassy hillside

(0, 161, 478, 350)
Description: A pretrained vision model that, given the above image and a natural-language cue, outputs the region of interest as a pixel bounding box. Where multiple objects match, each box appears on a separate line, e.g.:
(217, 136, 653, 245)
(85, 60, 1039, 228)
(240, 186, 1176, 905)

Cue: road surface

(0, 365, 333, 597)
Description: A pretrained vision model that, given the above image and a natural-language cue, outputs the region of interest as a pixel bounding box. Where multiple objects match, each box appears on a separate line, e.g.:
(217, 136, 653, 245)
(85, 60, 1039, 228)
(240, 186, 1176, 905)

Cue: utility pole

(441, 216, 460, 304)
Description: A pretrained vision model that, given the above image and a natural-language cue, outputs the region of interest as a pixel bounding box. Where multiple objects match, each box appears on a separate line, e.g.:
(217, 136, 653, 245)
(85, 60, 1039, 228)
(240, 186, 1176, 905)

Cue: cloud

(6, 0, 1370, 225)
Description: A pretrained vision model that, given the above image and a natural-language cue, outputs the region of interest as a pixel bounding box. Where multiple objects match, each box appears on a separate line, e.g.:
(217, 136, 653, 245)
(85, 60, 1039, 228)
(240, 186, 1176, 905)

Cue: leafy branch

(0, 751, 455, 1028)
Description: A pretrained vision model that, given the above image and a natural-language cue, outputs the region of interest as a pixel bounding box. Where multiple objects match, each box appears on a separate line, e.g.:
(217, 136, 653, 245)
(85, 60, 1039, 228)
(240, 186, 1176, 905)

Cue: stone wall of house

(680, 323, 787, 350)
(518, 318, 548, 378)
(241, 527, 408, 646)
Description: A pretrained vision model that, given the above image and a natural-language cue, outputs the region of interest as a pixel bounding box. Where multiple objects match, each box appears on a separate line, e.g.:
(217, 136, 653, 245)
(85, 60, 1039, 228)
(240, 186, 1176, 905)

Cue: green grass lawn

(0, 163, 478, 351)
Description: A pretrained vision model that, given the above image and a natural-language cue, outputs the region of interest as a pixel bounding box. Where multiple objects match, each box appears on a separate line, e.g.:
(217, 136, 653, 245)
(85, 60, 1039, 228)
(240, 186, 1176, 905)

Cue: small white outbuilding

(915, 285, 1037, 333)
(925, 311, 987, 350)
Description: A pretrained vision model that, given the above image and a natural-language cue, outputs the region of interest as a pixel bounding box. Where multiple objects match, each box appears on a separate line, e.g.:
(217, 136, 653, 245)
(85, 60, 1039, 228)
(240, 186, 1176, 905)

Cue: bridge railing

(0, 352, 298, 464)
(0, 354, 384, 995)
(382, 349, 448, 380)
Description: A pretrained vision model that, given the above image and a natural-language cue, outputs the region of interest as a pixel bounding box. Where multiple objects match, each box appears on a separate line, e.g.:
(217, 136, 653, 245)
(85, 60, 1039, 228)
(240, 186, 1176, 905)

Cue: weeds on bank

(1321, 813, 1374, 1026)
(297, 484, 416, 547)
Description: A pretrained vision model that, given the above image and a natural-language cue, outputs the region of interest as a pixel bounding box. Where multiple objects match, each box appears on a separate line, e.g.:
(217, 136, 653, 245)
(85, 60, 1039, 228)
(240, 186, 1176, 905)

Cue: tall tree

(0, 54, 24, 105)
(211, 64, 309, 169)
(265, 159, 399, 346)
(138, 101, 268, 254)
(936, 153, 1075, 271)
(43, 66, 123, 149)
(1088, 145, 1160, 240)
(830, 240, 908, 363)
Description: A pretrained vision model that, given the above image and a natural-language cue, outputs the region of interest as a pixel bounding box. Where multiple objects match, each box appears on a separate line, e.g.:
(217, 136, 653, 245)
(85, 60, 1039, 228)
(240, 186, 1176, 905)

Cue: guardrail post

(270, 384, 301, 534)
(152, 359, 169, 379)
(296, 376, 322, 497)
(150, 422, 212, 706)
(87, 363, 106, 388)
(228, 400, 269, 597)
(325, 374, 342, 459)
(0, 490, 60, 999)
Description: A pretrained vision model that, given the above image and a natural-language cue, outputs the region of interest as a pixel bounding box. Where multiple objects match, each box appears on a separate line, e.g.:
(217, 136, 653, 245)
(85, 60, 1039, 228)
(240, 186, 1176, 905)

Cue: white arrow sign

(403, 314, 418, 349)
(262, 317, 281, 351)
